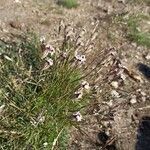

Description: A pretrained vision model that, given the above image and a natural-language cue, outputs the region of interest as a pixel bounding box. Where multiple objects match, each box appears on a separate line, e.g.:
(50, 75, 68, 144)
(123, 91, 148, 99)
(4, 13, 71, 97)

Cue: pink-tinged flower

(75, 51, 86, 64)
(42, 58, 53, 71)
(41, 44, 55, 59)
(73, 112, 83, 122)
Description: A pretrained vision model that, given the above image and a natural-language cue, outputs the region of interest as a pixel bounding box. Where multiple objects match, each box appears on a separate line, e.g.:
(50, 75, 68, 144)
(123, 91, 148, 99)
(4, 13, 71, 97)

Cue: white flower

(41, 44, 55, 59)
(40, 36, 46, 43)
(73, 112, 83, 122)
(82, 81, 90, 90)
(46, 58, 53, 66)
(42, 58, 53, 70)
(38, 116, 45, 124)
(75, 89, 83, 99)
(62, 52, 67, 58)
(43, 142, 48, 147)
(75, 51, 86, 64)
(30, 115, 45, 126)
(30, 119, 37, 127)
(145, 53, 150, 60)
(45, 44, 55, 55)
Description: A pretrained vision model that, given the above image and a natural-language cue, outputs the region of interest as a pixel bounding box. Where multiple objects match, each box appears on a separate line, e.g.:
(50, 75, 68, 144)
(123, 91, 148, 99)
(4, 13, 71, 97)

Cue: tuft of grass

(57, 0, 79, 9)
(0, 32, 89, 149)
(127, 0, 150, 6)
(125, 14, 150, 48)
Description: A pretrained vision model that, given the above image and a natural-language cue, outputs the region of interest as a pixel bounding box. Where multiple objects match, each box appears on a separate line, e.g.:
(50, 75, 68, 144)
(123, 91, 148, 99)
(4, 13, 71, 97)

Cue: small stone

(142, 96, 146, 102)
(118, 0, 126, 3)
(133, 75, 143, 83)
(130, 95, 137, 104)
(111, 81, 119, 89)
(120, 73, 126, 81)
(111, 90, 120, 98)
(91, 22, 95, 25)
(132, 42, 137, 47)
(0, 104, 5, 115)
(107, 100, 113, 107)
(107, 5, 113, 15)
(141, 91, 146, 96)
(14, 0, 21, 3)
(145, 53, 150, 60)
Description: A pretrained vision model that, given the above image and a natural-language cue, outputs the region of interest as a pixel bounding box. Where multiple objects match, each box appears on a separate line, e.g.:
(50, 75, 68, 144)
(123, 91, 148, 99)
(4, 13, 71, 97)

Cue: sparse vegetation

(122, 14, 150, 48)
(0, 32, 89, 149)
(127, 0, 150, 5)
(57, 0, 79, 9)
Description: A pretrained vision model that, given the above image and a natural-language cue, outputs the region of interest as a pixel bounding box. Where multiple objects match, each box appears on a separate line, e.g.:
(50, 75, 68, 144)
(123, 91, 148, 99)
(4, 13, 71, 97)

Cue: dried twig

(51, 128, 64, 150)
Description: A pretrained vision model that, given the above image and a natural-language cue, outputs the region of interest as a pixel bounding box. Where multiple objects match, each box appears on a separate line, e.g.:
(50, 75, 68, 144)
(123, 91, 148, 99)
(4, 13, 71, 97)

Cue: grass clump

(57, 0, 79, 9)
(127, 0, 150, 6)
(0, 32, 89, 149)
(125, 14, 150, 48)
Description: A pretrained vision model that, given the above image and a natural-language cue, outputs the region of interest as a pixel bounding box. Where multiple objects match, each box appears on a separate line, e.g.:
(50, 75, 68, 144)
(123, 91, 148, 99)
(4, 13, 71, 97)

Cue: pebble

(145, 53, 150, 60)
(111, 90, 120, 98)
(120, 73, 126, 81)
(142, 96, 146, 102)
(130, 95, 137, 104)
(111, 81, 119, 89)
(14, 0, 21, 3)
(0, 104, 5, 115)
(118, 0, 126, 4)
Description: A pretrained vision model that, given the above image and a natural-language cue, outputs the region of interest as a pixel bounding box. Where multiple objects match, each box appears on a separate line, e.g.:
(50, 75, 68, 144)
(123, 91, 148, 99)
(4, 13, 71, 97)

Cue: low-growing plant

(125, 14, 150, 48)
(127, 0, 150, 6)
(0, 31, 90, 149)
(57, 0, 79, 9)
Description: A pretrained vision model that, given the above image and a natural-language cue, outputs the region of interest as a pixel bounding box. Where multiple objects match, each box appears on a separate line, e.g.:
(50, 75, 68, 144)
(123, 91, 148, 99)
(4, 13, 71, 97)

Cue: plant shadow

(136, 116, 150, 150)
(137, 63, 150, 80)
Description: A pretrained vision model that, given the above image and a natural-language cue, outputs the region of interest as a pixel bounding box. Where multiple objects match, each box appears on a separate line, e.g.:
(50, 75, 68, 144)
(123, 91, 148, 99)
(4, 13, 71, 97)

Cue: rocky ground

(0, 0, 150, 149)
